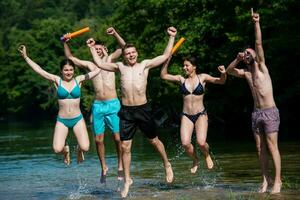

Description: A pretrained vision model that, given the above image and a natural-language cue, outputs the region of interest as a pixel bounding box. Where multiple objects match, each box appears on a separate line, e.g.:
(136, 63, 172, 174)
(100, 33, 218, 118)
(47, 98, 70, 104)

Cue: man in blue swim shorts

(64, 27, 126, 183)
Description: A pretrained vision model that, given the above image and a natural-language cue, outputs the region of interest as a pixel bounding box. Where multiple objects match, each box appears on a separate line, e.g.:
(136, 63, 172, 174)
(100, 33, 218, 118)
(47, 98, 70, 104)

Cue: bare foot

(258, 178, 274, 193)
(165, 162, 174, 183)
(270, 181, 282, 194)
(117, 170, 124, 181)
(258, 181, 268, 193)
(121, 178, 133, 198)
(205, 155, 214, 170)
(190, 159, 199, 174)
(100, 167, 109, 184)
(63, 145, 70, 165)
(77, 146, 84, 164)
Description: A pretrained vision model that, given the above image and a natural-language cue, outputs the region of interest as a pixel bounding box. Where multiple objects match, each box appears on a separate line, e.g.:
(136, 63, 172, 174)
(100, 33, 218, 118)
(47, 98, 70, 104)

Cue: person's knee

(121, 142, 131, 153)
(181, 142, 191, 149)
(197, 140, 206, 149)
(267, 142, 278, 153)
(149, 137, 159, 146)
(266, 134, 279, 150)
(53, 145, 64, 154)
(94, 135, 104, 145)
(80, 143, 90, 152)
(114, 136, 121, 143)
(256, 143, 262, 153)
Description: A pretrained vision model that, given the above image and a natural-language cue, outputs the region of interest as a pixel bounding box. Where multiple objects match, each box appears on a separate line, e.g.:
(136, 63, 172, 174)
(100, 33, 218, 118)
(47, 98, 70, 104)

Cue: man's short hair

(123, 43, 135, 50)
(94, 40, 104, 46)
(94, 40, 108, 53)
(242, 45, 254, 52)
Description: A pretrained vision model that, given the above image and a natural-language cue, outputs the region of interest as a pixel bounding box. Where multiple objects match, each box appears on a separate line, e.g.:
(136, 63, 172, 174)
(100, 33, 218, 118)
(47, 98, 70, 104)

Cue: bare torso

(245, 63, 276, 109)
(88, 64, 118, 101)
(56, 78, 82, 118)
(182, 74, 206, 114)
(57, 98, 81, 117)
(92, 70, 118, 100)
(117, 62, 149, 106)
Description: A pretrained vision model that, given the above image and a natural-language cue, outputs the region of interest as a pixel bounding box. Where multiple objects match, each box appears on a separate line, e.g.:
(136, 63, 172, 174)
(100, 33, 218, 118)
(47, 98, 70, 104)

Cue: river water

(0, 121, 299, 199)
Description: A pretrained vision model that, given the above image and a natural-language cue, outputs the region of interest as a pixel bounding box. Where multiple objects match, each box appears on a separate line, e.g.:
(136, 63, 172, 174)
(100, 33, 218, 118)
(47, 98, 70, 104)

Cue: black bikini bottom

(182, 109, 207, 124)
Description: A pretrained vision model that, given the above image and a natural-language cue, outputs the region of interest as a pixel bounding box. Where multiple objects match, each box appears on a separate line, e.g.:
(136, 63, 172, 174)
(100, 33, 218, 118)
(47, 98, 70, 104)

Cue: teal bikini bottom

(57, 114, 83, 128)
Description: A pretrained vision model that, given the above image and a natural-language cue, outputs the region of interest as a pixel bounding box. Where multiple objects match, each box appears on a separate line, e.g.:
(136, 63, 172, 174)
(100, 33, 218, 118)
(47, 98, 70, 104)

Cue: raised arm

(160, 56, 182, 83)
(145, 27, 177, 69)
(203, 65, 227, 84)
(251, 9, 265, 64)
(18, 45, 58, 82)
(226, 52, 246, 78)
(87, 38, 119, 72)
(106, 27, 126, 62)
(63, 40, 97, 71)
(75, 66, 101, 84)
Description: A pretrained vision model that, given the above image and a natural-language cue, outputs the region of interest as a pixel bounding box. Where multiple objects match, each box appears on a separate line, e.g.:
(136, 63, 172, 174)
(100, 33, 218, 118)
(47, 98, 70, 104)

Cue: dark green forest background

(0, 0, 299, 139)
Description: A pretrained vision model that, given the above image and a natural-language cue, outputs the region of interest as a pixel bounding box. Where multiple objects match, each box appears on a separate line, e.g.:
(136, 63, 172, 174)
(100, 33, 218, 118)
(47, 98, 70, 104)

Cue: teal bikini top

(57, 78, 81, 99)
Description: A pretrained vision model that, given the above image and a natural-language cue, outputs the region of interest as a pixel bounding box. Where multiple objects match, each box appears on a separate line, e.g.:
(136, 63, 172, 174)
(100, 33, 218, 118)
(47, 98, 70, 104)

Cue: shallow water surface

(0, 121, 299, 199)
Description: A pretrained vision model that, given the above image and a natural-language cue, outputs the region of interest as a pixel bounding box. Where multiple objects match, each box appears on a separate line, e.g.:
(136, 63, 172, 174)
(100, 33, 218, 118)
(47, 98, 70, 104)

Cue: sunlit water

(0, 121, 299, 199)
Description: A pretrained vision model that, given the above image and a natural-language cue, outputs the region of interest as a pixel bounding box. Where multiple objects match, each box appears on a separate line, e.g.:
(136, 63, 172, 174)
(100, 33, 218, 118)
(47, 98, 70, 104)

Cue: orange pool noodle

(172, 37, 185, 54)
(61, 27, 90, 42)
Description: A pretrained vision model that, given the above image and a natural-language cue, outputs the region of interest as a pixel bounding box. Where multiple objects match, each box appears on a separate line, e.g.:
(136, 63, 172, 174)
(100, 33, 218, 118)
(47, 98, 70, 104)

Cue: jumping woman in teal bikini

(19, 45, 100, 165)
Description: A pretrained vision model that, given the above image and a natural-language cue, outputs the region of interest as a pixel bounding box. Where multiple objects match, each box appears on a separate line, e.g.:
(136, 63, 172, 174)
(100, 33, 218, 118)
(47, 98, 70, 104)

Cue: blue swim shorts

(92, 98, 121, 135)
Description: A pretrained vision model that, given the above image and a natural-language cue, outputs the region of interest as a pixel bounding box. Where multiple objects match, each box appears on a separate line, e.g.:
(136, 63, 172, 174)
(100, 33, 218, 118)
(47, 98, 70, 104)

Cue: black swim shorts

(118, 102, 157, 141)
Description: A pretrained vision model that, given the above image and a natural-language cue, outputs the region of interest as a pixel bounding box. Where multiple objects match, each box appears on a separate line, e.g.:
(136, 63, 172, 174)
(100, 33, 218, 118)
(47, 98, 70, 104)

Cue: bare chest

(120, 66, 148, 83)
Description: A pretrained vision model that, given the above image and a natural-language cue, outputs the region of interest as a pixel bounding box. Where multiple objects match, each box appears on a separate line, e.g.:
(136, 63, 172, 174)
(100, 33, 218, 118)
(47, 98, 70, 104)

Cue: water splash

(67, 176, 90, 199)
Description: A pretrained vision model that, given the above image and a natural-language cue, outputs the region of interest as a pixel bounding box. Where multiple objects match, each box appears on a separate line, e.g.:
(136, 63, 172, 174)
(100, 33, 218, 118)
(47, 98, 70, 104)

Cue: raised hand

(62, 33, 71, 42)
(251, 8, 260, 23)
(18, 45, 27, 58)
(218, 65, 226, 74)
(106, 27, 116, 35)
(86, 38, 95, 47)
(237, 52, 244, 62)
(167, 27, 177, 37)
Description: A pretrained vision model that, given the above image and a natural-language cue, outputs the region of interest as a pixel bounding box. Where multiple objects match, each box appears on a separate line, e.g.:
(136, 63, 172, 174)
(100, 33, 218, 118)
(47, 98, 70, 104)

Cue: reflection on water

(0, 121, 299, 199)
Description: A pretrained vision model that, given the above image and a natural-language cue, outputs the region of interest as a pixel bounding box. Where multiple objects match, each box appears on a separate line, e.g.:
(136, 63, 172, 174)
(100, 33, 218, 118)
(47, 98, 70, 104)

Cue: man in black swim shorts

(88, 26, 177, 198)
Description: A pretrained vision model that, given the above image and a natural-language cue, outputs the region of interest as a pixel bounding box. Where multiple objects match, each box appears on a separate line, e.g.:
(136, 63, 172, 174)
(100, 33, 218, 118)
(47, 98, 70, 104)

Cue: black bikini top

(180, 76, 204, 96)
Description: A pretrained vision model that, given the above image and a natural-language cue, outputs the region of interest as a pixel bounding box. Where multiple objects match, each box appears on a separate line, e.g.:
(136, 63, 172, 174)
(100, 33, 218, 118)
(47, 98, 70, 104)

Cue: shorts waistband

(121, 102, 149, 109)
(253, 106, 277, 112)
(93, 98, 119, 104)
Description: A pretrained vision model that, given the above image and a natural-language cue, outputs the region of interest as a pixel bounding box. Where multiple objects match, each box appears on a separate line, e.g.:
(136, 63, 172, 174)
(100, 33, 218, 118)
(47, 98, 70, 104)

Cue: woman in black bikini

(161, 56, 226, 173)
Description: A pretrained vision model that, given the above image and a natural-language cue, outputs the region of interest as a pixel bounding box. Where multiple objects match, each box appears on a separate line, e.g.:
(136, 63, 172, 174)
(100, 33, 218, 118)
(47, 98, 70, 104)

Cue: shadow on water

(0, 121, 299, 199)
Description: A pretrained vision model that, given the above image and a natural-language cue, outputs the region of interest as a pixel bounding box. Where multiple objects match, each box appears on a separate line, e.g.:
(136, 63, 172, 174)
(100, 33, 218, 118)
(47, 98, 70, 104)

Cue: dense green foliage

(0, 0, 299, 137)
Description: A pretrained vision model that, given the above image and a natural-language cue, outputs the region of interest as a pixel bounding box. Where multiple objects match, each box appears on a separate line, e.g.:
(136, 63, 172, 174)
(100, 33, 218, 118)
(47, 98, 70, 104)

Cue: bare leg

(76, 145, 85, 164)
(195, 115, 214, 170)
(254, 132, 270, 193)
(73, 119, 90, 164)
(94, 134, 109, 183)
(184, 143, 199, 174)
(181, 116, 199, 173)
(53, 121, 69, 165)
(113, 133, 124, 180)
(200, 143, 213, 170)
(121, 140, 133, 198)
(266, 132, 281, 194)
(149, 137, 174, 183)
(63, 145, 70, 165)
